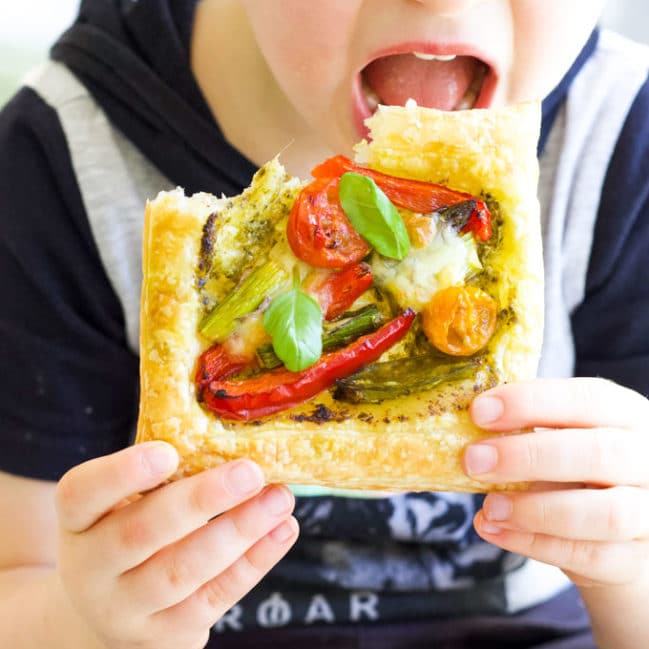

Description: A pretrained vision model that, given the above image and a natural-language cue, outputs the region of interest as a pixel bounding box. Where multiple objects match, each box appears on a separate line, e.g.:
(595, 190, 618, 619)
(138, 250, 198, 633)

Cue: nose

(409, 0, 485, 16)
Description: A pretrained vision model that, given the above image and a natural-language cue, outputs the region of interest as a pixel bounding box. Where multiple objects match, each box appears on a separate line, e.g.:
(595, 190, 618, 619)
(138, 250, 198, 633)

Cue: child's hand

(55, 443, 298, 649)
(465, 378, 649, 589)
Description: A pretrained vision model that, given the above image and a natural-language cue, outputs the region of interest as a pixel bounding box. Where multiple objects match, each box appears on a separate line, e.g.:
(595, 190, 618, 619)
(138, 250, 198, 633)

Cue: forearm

(580, 571, 649, 649)
(0, 567, 105, 649)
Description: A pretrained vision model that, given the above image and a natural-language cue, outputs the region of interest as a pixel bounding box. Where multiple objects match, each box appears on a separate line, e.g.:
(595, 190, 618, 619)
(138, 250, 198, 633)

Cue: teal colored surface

(289, 485, 389, 498)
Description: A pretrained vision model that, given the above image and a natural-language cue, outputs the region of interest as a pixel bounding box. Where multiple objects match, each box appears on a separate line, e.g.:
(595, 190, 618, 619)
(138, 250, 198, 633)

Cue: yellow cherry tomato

(422, 286, 498, 356)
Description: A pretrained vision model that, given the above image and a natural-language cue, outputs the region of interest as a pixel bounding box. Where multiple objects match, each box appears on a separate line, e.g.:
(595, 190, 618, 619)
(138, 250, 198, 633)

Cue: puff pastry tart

(137, 101, 543, 493)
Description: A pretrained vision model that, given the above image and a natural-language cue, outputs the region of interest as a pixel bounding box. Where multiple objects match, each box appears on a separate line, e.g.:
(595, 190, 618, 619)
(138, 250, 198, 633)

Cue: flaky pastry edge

(136, 102, 543, 493)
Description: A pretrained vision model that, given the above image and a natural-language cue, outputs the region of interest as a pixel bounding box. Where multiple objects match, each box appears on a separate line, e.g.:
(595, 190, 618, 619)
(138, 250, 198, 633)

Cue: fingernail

(270, 520, 296, 544)
(262, 486, 293, 516)
(465, 444, 498, 476)
(480, 518, 503, 535)
(228, 461, 264, 495)
(485, 494, 512, 522)
(472, 396, 504, 426)
(143, 443, 178, 475)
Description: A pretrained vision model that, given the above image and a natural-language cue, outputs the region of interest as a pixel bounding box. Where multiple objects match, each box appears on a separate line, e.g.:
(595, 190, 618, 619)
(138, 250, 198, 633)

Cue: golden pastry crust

(136, 102, 543, 493)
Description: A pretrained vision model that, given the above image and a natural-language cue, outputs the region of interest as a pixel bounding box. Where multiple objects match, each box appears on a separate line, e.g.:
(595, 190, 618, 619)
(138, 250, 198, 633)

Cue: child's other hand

(55, 444, 298, 649)
(465, 378, 649, 589)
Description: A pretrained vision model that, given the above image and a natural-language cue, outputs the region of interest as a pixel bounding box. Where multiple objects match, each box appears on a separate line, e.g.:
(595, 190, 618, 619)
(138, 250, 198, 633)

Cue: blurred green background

(1, 1, 648, 108)
(0, 45, 50, 105)
(1, 1, 80, 107)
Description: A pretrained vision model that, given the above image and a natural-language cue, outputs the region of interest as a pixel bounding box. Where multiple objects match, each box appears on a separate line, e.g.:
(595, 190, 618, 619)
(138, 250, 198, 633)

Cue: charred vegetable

(200, 260, 288, 342)
(257, 305, 384, 370)
(334, 355, 479, 404)
(199, 310, 415, 421)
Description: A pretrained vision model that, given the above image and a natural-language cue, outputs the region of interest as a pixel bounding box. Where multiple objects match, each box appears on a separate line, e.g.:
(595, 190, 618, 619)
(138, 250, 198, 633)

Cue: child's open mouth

(352, 50, 496, 137)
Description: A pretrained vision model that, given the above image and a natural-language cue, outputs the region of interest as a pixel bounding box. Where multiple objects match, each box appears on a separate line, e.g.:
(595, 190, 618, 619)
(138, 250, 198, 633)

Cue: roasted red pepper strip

(311, 155, 492, 242)
(198, 309, 415, 421)
(195, 345, 251, 390)
(304, 262, 373, 320)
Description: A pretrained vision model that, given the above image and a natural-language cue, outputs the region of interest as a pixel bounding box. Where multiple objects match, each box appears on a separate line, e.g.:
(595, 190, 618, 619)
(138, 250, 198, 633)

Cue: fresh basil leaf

(339, 172, 410, 260)
(263, 272, 323, 372)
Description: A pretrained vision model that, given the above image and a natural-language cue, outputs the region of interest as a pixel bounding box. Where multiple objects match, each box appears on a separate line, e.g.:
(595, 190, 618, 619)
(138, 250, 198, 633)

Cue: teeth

(453, 62, 488, 111)
(413, 52, 457, 62)
(455, 94, 476, 111)
(362, 75, 381, 112)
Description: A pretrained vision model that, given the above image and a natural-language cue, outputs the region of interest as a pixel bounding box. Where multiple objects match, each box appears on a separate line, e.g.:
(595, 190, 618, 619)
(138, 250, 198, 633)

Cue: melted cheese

(371, 224, 481, 310)
(224, 312, 270, 361)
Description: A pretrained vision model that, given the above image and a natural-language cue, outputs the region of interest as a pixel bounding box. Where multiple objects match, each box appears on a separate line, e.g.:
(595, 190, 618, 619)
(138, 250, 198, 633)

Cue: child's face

(241, 0, 605, 152)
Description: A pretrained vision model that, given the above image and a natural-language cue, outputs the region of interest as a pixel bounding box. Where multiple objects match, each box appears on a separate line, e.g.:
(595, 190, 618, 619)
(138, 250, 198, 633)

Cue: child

(1, 0, 648, 647)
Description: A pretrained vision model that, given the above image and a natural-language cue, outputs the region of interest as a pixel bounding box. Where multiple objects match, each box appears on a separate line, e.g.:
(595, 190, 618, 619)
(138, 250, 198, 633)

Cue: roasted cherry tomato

(303, 263, 373, 320)
(312, 155, 492, 242)
(422, 286, 498, 356)
(287, 176, 370, 268)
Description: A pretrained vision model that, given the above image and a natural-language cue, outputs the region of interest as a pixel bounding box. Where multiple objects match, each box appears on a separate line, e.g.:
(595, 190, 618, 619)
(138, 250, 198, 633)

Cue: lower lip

(351, 66, 499, 140)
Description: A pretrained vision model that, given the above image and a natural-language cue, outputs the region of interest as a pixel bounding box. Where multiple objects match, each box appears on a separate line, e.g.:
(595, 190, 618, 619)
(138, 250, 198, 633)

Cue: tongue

(363, 54, 479, 110)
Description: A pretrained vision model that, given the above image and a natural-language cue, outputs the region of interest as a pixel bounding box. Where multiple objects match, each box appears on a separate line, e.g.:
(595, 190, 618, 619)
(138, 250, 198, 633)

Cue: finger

(56, 443, 179, 533)
(483, 486, 649, 542)
(471, 378, 649, 432)
(463, 427, 649, 486)
(91, 460, 265, 573)
(474, 511, 646, 586)
(155, 517, 299, 632)
(120, 484, 295, 614)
